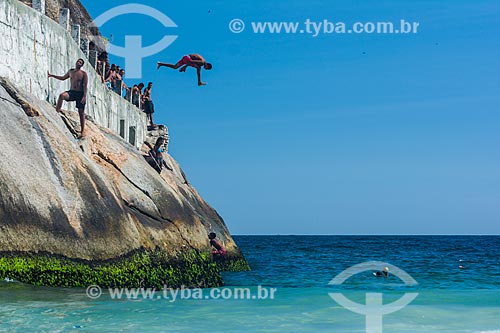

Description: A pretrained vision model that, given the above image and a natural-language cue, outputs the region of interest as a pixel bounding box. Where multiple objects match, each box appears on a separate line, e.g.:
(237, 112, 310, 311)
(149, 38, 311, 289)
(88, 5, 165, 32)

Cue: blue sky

(81, 0, 500, 235)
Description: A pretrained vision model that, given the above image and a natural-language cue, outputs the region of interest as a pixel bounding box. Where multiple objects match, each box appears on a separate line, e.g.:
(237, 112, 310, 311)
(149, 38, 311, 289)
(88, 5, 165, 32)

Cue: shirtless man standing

(48, 58, 88, 138)
(157, 54, 212, 86)
(142, 82, 155, 128)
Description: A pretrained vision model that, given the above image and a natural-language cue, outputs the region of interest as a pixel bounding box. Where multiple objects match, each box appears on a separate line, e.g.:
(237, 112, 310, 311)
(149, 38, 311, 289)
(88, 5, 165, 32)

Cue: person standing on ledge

(47, 58, 88, 138)
(157, 54, 212, 86)
(142, 82, 155, 129)
(208, 232, 226, 257)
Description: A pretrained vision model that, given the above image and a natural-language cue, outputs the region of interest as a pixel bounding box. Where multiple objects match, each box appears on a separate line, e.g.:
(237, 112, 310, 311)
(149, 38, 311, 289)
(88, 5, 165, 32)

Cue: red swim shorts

(179, 55, 192, 66)
(212, 249, 227, 256)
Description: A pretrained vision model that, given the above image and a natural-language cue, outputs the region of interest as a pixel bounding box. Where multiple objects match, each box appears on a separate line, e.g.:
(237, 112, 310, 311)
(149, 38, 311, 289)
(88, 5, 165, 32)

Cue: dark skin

(151, 139, 173, 172)
(96, 53, 109, 83)
(157, 54, 209, 86)
(143, 83, 154, 126)
(47, 59, 88, 138)
(132, 85, 139, 95)
(210, 238, 224, 251)
(208, 233, 226, 255)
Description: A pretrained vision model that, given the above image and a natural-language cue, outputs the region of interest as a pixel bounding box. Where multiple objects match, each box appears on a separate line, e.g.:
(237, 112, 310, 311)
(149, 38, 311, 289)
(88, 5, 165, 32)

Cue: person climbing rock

(209, 232, 226, 257)
(47, 58, 88, 138)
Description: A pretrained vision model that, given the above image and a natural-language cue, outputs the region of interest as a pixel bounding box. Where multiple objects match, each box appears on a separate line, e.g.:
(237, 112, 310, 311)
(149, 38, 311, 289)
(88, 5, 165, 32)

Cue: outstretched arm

(197, 67, 206, 86)
(47, 71, 70, 81)
(81, 72, 88, 104)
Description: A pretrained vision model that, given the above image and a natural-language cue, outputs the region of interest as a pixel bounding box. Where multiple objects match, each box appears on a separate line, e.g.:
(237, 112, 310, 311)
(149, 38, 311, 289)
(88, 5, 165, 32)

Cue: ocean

(0, 236, 499, 332)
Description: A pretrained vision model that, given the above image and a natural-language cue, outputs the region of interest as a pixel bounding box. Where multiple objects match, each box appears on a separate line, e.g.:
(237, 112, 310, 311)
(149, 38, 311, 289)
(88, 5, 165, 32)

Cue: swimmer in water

(374, 266, 389, 278)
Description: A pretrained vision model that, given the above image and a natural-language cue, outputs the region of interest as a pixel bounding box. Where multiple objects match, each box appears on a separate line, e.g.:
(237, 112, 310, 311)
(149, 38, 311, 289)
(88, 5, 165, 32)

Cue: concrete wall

(0, 0, 146, 148)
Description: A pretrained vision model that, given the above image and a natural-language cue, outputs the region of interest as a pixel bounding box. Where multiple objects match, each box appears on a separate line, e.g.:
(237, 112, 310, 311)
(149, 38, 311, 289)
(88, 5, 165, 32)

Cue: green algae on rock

(0, 250, 224, 289)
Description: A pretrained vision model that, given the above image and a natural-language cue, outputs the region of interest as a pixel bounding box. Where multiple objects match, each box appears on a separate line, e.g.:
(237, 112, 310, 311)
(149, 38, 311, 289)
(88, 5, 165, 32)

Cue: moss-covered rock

(0, 250, 225, 289)
(213, 255, 251, 272)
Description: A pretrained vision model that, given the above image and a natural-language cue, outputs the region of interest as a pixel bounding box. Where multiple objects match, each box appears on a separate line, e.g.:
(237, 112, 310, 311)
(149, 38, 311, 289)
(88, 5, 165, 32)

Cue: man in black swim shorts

(142, 82, 155, 128)
(48, 58, 89, 138)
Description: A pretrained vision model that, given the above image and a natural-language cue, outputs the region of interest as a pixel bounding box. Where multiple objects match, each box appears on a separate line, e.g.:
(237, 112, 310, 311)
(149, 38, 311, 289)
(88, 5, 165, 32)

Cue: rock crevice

(0, 78, 246, 270)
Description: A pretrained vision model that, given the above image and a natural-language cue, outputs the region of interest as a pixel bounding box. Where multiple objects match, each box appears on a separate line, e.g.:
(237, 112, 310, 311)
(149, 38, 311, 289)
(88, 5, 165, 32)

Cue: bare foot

(179, 67, 186, 72)
(198, 82, 207, 86)
(156, 62, 161, 70)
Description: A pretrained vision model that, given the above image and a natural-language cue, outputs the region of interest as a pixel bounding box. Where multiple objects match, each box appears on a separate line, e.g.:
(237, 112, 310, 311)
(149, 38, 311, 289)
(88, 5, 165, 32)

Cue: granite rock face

(0, 77, 244, 264)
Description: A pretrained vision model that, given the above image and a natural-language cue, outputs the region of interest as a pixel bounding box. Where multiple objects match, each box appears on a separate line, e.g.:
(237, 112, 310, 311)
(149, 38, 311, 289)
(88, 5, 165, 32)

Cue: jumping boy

(157, 54, 212, 86)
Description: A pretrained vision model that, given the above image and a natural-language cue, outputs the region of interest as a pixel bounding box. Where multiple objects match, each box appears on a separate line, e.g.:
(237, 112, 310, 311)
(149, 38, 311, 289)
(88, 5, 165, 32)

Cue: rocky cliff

(0, 77, 248, 288)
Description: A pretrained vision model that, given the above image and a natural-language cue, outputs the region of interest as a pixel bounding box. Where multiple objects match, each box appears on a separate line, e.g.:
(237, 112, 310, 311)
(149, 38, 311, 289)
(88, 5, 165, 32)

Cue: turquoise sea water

(1, 236, 499, 332)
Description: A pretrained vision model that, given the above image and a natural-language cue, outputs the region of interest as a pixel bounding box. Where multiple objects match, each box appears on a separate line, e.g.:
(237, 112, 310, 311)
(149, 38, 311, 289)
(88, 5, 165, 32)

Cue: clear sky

(81, 0, 500, 235)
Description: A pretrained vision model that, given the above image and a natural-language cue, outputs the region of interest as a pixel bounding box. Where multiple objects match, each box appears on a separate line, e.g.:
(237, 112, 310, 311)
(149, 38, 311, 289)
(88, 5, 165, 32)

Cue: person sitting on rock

(157, 54, 212, 86)
(209, 232, 226, 257)
(152, 137, 167, 173)
(149, 137, 172, 173)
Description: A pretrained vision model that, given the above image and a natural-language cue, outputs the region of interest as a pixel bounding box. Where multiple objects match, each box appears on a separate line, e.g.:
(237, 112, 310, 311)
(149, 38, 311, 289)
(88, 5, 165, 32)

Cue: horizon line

(232, 234, 500, 236)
